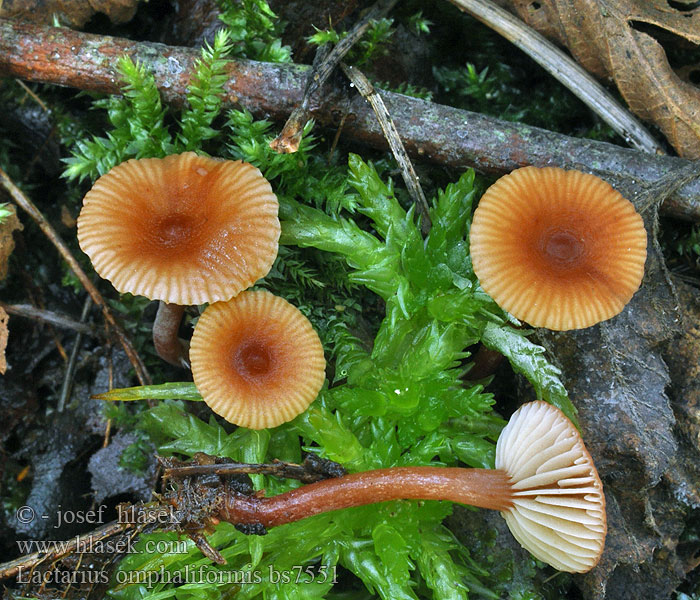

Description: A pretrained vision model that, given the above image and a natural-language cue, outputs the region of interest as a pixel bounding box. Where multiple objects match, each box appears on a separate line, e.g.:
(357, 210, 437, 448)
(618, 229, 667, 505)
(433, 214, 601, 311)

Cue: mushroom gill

(496, 401, 606, 573)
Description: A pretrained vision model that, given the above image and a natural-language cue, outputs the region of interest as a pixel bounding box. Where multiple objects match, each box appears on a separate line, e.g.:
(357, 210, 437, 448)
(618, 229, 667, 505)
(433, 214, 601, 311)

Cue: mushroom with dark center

(469, 166, 647, 330)
(189, 289, 326, 429)
(77, 152, 280, 367)
(210, 401, 606, 573)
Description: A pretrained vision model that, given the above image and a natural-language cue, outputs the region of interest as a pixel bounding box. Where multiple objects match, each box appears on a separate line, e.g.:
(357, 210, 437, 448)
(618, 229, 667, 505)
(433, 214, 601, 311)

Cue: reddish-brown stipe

(219, 466, 514, 528)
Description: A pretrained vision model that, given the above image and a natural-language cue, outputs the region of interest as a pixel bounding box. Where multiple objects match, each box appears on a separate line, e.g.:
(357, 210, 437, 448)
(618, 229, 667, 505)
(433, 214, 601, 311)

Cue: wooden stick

(270, 0, 400, 153)
(0, 302, 97, 336)
(341, 62, 432, 234)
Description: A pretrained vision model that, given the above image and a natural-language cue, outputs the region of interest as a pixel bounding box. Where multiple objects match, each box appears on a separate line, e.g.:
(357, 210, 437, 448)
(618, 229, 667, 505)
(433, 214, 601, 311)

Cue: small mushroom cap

(190, 290, 326, 429)
(495, 401, 606, 573)
(470, 167, 647, 330)
(77, 152, 280, 305)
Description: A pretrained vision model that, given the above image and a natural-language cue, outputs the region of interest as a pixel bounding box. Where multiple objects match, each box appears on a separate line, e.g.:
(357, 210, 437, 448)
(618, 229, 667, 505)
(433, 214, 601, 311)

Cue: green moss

(52, 4, 584, 598)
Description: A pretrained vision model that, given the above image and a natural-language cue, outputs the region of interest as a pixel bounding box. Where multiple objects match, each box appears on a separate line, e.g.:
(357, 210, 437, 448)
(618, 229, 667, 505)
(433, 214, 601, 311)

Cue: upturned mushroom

(469, 166, 647, 330)
(77, 152, 280, 366)
(189, 289, 326, 429)
(214, 401, 606, 573)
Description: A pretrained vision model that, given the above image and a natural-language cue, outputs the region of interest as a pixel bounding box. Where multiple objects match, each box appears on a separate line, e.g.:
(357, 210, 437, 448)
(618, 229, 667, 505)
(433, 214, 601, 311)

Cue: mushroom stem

(219, 466, 513, 528)
(153, 302, 189, 368)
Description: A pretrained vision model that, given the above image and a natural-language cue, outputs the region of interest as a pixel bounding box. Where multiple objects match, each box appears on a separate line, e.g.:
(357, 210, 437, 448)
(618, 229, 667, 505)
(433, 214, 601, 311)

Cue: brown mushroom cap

(469, 167, 647, 330)
(77, 152, 280, 305)
(495, 401, 606, 573)
(189, 290, 326, 429)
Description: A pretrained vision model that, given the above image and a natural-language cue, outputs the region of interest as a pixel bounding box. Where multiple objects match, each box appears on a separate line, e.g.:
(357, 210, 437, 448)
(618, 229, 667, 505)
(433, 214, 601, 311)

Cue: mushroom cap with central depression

(469, 167, 647, 330)
(77, 152, 280, 305)
(189, 290, 326, 429)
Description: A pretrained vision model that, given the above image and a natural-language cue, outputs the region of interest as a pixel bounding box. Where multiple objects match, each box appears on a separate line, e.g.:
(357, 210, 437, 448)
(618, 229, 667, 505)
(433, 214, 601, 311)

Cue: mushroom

(469, 166, 647, 330)
(189, 289, 326, 429)
(77, 152, 280, 366)
(215, 401, 606, 573)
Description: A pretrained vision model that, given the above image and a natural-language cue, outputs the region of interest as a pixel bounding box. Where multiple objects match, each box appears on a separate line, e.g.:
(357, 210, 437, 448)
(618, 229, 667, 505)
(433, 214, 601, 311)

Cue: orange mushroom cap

(189, 290, 326, 429)
(77, 152, 280, 305)
(496, 401, 606, 573)
(469, 167, 647, 330)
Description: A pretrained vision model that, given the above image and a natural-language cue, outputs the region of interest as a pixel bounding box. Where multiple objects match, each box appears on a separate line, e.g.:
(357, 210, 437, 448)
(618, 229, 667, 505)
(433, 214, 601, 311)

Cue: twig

(103, 319, 114, 448)
(0, 302, 96, 336)
(0, 167, 151, 385)
(162, 455, 346, 484)
(0, 519, 133, 581)
(341, 62, 432, 234)
(16, 79, 50, 113)
(0, 19, 699, 221)
(0, 503, 173, 582)
(57, 295, 92, 412)
(447, 0, 664, 156)
(270, 0, 400, 153)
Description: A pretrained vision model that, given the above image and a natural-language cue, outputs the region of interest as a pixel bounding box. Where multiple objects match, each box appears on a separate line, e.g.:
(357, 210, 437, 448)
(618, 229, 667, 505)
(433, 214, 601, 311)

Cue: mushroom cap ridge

(496, 401, 607, 573)
(469, 166, 647, 330)
(77, 152, 280, 305)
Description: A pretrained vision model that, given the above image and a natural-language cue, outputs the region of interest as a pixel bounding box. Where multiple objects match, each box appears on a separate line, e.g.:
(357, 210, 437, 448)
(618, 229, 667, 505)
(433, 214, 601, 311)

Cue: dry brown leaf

(0, 203, 22, 281)
(505, 0, 700, 157)
(0, 0, 138, 27)
(0, 306, 8, 375)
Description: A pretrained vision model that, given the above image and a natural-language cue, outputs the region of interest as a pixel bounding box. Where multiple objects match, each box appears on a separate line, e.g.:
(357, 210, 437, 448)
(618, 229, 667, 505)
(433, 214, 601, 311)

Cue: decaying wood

(0, 18, 698, 222)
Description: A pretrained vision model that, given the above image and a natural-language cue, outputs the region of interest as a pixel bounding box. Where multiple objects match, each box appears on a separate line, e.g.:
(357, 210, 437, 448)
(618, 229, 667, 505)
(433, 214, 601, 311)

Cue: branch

(341, 62, 432, 234)
(0, 301, 98, 336)
(0, 18, 698, 221)
(270, 0, 400, 152)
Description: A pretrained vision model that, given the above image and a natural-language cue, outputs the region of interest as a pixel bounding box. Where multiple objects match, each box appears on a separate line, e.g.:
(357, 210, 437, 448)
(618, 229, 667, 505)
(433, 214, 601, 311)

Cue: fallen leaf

(0, 203, 22, 281)
(504, 0, 700, 157)
(0, 306, 8, 375)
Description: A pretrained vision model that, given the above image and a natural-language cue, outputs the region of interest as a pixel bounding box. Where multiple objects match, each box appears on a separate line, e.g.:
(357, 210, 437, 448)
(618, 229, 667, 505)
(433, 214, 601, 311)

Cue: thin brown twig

(16, 79, 49, 113)
(0, 520, 132, 581)
(103, 320, 114, 448)
(0, 302, 96, 336)
(341, 62, 432, 235)
(0, 167, 151, 385)
(0, 19, 699, 221)
(162, 457, 346, 484)
(270, 0, 400, 153)
(0, 503, 172, 582)
(57, 295, 92, 412)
